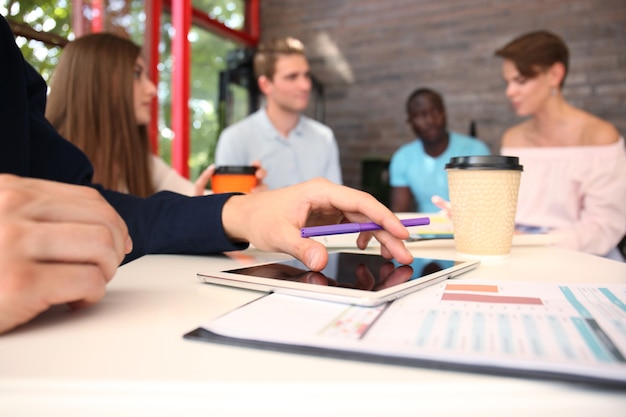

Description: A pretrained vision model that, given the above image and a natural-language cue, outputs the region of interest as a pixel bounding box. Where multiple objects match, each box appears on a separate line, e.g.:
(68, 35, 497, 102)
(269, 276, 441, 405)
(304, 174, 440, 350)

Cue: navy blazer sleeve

(0, 15, 247, 263)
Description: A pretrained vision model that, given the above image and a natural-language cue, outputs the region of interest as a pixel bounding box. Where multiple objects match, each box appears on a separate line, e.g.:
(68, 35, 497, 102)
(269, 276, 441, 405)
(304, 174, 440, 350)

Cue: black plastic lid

(445, 155, 523, 171)
(214, 165, 257, 175)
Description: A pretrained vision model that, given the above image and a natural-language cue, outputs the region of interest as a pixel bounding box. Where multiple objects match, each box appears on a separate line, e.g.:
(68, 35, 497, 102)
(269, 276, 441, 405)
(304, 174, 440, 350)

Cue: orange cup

(211, 166, 258, 194)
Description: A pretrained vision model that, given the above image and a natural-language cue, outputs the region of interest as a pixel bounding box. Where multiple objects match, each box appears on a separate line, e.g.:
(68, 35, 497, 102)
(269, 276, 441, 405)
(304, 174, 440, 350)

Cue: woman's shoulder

(502, 110, 621, 148)
(579, 111, 620, 146)
(500, 121, 530, 147)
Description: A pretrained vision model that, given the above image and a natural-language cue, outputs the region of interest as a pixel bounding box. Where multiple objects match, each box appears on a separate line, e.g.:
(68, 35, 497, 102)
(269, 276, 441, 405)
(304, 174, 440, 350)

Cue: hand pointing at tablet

(221, 178, 414, 271)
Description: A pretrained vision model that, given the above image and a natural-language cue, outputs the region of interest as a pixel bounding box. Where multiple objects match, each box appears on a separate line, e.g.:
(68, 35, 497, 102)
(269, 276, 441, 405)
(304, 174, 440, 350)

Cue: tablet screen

(223, 252, 459, 292)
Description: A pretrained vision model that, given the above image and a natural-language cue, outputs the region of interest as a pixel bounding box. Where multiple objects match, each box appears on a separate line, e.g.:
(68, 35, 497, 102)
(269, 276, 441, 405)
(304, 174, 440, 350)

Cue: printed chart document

(185, 280, 626, 386)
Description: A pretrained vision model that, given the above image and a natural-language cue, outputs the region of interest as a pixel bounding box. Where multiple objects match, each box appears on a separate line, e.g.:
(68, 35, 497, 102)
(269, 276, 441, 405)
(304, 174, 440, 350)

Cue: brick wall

(259, 0, 626, 191)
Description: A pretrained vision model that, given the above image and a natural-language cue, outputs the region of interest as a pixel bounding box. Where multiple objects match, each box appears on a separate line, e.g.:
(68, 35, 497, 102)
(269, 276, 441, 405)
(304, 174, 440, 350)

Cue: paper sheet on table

(187, 280, 626, 386)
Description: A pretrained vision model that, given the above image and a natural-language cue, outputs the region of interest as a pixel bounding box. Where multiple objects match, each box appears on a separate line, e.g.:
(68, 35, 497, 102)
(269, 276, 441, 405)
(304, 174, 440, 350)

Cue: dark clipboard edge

(183, 327, 626, 389)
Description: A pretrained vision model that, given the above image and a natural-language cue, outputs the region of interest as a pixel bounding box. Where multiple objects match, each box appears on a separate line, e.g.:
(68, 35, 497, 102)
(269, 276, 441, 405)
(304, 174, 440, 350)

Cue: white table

(1, 244, 625, 417)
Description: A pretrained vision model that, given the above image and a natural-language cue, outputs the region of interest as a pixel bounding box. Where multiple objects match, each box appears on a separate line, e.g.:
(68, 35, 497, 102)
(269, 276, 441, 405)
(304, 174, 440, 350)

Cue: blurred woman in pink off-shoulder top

(495, 30, 626, 261)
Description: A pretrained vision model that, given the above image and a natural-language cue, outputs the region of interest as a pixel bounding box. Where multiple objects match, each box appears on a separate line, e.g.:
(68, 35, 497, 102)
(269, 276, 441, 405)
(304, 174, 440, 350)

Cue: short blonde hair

(253, 37, 306, 80)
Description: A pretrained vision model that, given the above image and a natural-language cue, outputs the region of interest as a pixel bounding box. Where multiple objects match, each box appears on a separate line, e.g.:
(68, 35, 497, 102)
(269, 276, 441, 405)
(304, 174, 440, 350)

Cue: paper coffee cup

(445, 156, 523, 259)
(212, 166, 257, 194)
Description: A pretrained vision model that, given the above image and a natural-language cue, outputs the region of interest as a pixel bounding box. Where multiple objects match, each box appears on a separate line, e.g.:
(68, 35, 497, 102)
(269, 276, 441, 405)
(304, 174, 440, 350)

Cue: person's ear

(258, 75, 272, 95)
(548, 62, 565, 89)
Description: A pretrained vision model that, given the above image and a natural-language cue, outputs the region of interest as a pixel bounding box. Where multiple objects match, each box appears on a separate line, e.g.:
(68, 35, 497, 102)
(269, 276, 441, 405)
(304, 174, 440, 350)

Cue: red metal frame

(91, 0, 104, 32)
(162, 0, 259, 47)
(171, 0, 192, 178)
(72, 0, 105, 36)
(245, 0, 260, 42)
(145, 0, 162, 154)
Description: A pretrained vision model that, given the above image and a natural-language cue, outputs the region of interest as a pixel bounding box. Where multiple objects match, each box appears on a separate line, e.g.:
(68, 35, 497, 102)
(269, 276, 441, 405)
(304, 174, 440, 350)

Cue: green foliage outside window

(1, 0, 70, 81)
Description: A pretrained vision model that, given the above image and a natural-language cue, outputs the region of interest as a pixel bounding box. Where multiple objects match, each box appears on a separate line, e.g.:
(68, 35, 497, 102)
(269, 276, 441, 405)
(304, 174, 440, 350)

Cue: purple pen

(300, 217, 430, 238)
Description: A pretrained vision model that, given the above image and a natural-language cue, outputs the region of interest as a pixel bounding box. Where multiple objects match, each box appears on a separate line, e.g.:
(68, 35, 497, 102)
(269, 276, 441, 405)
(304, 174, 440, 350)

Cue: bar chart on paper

(358, 282, 626, 366)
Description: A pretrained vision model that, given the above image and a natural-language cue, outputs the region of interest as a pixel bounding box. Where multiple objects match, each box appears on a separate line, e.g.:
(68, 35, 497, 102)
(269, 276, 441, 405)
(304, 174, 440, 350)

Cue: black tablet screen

(224, 252, 458, 292)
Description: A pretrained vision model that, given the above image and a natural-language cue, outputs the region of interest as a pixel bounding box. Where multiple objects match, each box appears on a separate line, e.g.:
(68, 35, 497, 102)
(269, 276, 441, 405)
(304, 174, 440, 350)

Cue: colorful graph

(442, 283, 543, 305)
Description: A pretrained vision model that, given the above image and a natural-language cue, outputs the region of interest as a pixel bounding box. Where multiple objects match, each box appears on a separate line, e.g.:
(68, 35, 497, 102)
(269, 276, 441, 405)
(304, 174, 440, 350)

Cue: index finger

(309, 180, 409, 238)
(305, 181, 413, 261)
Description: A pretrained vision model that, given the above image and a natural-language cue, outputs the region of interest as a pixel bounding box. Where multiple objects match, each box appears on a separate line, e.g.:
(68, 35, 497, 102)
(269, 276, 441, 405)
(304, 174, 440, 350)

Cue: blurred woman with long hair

(46, 33, 216, 197)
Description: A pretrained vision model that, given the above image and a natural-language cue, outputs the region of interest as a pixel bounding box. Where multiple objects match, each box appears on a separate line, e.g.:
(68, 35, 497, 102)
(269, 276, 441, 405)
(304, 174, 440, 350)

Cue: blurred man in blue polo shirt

(390, 88, 490, 213)
(215, 37, 342, 190)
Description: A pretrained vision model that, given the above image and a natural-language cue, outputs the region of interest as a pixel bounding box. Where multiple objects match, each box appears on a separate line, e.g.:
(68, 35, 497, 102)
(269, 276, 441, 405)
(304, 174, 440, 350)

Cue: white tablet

(197, 251, 479, 306)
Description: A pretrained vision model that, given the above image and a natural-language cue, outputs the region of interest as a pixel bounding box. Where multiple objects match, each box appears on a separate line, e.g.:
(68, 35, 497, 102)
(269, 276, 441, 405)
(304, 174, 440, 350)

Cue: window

(4, 0, 251, 182)
(158, 12, 243, 178)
